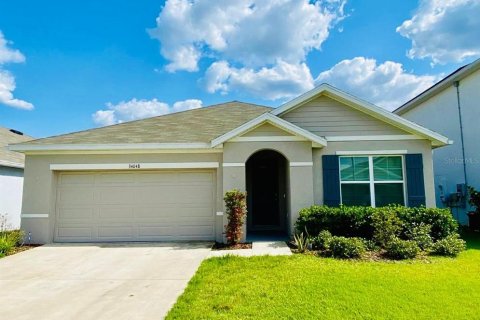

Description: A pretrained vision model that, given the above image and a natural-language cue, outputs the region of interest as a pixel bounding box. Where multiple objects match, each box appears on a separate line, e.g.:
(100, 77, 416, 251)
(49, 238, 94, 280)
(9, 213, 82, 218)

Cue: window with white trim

(339, 155, 405, 207)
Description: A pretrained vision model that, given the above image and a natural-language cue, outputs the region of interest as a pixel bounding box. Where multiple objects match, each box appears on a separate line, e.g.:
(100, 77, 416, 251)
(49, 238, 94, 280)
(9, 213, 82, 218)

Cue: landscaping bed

(212, 242, 252, 250)
(293, 205, 466, 260)
(0, 229, 32, 258)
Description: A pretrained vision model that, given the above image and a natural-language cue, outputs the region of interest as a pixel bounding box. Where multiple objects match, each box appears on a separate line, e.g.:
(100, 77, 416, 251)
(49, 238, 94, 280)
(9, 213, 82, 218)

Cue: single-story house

(394, 58, 480, 224)
(0, 127, 33, 229)
(10, 84, 449, 244)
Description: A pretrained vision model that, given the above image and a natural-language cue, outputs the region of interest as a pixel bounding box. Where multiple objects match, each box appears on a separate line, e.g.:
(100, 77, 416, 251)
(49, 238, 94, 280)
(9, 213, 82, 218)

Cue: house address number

(128, 163, 141, 169)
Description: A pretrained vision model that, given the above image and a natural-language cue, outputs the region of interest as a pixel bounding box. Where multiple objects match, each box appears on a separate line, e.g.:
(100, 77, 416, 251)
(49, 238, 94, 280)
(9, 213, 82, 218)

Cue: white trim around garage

(21, 214, 49, 218)
(336, 150, 408, 155)
(50, 162, 220, 171)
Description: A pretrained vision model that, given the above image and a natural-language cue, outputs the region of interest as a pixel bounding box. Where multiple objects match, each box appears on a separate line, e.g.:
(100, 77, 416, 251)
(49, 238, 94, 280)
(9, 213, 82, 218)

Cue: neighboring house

(395, 58, 480, 225)
(0, 127, 33, 229)
(10, 84, 449, 244)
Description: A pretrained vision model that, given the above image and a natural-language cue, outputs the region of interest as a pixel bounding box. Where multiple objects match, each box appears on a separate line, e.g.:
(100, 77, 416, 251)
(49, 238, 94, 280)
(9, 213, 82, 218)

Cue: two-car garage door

(54, 170, 215, 242)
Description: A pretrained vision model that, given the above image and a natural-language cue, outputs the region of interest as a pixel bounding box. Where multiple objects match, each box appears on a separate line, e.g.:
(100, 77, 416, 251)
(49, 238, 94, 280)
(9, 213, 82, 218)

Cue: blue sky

(0, 0, 479, 138)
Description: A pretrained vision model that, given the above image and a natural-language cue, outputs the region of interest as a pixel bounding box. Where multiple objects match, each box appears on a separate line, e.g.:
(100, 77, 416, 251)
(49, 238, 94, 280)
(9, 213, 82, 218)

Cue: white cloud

(0, 31, 25, 64)
(0, 70, 33, 110)
(204, 60, 314, 100)
(149, 0, 346, 72)
(397, 0, 480, 64)
(315, 57, 438, 110)
(0, 31, 33, 110)
(92, 98, 203, 126)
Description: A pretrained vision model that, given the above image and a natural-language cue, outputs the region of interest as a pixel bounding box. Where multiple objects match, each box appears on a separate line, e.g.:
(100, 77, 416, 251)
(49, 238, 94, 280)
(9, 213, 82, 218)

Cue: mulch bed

(6, 244, 42, 256)
(212, 242, 252, 250)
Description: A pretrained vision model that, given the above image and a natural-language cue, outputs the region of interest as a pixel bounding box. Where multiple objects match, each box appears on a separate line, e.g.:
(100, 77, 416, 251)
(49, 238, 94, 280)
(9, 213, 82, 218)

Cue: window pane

(340, 157, 369, 181)
(341, 184, 371, 206)
(373, 156, 403, 181)
(374, 183, 404, 207)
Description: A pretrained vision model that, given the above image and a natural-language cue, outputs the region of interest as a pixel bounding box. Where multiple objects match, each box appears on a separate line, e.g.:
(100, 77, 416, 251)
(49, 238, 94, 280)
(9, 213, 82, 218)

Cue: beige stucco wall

(312, 139, 436, 207)
(21, 152, 222, 244)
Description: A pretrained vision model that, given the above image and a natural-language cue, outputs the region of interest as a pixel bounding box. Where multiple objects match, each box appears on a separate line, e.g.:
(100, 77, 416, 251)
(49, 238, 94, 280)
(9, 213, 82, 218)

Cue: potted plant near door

(467, 186, 480, 231)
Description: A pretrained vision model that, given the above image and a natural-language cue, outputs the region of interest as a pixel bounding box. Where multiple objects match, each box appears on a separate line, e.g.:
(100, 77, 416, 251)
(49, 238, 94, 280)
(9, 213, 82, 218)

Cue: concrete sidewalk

(208, 241, 292, 257)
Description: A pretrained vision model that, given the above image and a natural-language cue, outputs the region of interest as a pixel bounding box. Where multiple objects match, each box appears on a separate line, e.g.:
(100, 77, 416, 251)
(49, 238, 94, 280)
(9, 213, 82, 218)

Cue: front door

(246, 150, 287, 232)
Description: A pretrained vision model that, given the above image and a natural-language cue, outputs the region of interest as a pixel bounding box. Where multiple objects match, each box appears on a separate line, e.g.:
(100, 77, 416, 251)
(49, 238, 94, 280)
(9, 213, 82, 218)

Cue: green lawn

(167, 233, 480, 319)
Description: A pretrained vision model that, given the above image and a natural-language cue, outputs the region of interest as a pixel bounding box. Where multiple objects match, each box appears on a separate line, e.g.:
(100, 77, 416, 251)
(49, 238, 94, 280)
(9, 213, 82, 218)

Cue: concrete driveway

(0, 242, 212, 320)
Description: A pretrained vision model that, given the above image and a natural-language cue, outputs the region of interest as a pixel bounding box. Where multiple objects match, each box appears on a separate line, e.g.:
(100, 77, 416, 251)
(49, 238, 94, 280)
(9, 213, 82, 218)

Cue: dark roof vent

(9, 129, 24, 135)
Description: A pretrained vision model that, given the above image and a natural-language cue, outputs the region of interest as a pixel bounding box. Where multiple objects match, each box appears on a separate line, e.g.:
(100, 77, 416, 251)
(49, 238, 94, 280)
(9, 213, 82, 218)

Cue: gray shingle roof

(0, 127, 33, 167)
(20, 102, 272, 145)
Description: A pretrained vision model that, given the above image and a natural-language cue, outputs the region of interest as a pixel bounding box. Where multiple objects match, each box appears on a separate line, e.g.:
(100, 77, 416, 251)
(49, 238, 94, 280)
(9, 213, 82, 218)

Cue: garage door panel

(54, 170, 216, 242)
(57, 207, 95, 220)
(58, 187, 95, 205)
(134, 207, 213, 218)
(137, 225, 214, 238)
(97, 173, 135, 184)
(59, 174, 95, 185)
(56, 226, 92, 239)
(98, 206, 134, 219)
(98, 226, 133, 239)
(96, 187, 137, 204)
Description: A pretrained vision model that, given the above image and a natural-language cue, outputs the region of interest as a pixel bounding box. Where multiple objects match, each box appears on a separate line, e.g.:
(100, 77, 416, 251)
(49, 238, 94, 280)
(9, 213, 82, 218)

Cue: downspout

(453, 81, 468, 188)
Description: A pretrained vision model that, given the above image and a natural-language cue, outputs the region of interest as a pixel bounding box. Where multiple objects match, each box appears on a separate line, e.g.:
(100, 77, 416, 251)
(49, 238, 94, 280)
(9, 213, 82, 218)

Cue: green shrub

(293, 232, 311, 253)
(432, 235, 466, 257)
(312, 230, 333, 251)
(296, 205, 374, 238)
(0, 230, 24, 257)
(372, 207, 402, 247)
(224, 190, 247, 245)
(327, 236, 366, 259)
(385, 237, 420, 260)
(406, 223, 433, 251)
(296, 205, 458, 243)
(395, 207, 458, 240)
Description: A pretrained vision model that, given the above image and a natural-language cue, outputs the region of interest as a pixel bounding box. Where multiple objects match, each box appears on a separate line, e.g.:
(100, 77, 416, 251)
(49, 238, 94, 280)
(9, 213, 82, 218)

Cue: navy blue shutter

(323, 155, 341, 206)
(405, 154, 426, 207)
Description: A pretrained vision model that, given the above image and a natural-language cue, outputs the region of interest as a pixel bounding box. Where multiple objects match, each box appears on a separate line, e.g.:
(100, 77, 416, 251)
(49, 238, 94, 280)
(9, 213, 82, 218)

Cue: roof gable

(211, 113, 327, 147)
(271, 83, 449, 147)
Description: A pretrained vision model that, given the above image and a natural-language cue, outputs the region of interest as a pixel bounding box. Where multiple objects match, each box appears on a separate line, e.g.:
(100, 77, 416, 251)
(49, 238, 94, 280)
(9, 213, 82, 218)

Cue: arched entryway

(246, 150, 288, 238)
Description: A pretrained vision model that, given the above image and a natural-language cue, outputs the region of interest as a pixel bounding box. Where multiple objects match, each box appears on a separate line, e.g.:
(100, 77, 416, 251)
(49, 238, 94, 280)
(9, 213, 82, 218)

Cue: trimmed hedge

(432, 235, 466, 257)
(296, 205, 458, 242)
(385, 237, 420, 260)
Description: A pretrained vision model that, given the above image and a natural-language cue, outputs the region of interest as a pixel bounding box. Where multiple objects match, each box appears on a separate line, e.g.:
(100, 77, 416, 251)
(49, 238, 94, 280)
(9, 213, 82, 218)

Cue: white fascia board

(0, 160, 24, 168)
(8, 142, 213, 153)
(271, 83, 450, 147)
(50, 162, 219, 171)
(211, 113, 327, 147)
